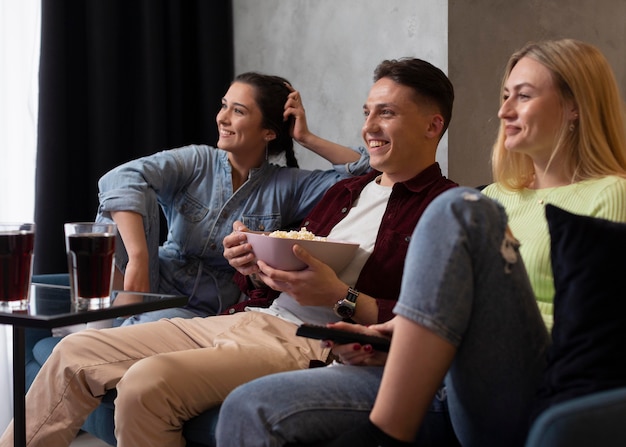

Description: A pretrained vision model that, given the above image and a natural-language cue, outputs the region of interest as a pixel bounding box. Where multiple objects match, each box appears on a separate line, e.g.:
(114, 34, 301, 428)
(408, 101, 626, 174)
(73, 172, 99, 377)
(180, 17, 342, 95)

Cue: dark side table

(0, 283, 188, 447)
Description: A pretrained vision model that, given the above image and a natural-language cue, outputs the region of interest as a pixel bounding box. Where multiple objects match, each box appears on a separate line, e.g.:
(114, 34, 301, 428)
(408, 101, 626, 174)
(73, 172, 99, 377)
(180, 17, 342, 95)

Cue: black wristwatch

(333, 287, 359, 319)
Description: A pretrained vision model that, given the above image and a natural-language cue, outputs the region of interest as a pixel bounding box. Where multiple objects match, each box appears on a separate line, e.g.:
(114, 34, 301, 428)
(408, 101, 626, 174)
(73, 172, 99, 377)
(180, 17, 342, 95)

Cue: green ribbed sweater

(483, 176, 626, 330)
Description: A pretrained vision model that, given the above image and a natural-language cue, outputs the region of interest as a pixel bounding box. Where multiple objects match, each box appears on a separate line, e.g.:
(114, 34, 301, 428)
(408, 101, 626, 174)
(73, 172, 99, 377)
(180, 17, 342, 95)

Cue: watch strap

(344, 287, 359, 304)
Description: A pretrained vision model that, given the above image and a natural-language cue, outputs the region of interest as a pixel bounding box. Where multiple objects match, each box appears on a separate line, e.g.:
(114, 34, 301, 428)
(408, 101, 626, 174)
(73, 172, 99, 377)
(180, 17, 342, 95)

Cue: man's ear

(426, 114, 445, 139)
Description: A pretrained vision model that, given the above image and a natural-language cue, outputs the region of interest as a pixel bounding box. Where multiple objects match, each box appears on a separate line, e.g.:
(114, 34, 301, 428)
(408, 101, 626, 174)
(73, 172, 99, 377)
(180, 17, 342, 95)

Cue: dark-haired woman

(96, 72, 369, 323)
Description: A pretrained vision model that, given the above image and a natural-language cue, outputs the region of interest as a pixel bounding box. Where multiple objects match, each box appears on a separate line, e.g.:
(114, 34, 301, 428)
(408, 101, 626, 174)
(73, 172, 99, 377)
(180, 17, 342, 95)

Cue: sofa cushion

(526, 386, 626, 447)
(534, 205, 626, 416)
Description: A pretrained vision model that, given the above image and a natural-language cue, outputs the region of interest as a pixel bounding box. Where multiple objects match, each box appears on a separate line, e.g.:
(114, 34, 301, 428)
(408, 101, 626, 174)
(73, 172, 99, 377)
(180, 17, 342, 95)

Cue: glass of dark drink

(64, 222, 117, 310)
(0, 223, 35, 311)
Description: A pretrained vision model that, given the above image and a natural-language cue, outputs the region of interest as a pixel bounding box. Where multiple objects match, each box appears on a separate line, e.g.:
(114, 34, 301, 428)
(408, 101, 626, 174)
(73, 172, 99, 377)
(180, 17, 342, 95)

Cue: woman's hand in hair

(283, 82, 361, 164)
(284, 83, 312, 146)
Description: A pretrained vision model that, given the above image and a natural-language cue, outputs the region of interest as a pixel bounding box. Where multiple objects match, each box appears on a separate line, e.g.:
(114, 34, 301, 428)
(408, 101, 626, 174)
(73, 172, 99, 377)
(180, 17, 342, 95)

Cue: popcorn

(268, 227, 326, 241)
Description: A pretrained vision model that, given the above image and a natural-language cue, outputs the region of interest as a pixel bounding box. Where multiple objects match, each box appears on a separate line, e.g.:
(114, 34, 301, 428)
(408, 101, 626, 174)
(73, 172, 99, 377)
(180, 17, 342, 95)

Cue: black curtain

(34, 0, 234, 274)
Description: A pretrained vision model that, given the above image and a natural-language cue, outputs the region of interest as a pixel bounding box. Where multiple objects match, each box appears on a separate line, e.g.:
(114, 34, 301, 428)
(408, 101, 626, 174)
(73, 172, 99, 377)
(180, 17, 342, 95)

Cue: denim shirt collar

(218, 149, 273, 181)
(249, 161, 272, 179)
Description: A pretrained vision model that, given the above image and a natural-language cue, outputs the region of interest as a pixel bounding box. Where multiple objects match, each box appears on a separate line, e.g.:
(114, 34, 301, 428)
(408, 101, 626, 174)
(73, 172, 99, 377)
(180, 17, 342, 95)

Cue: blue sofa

(27, 275, 626, 447)
(525, 386, 626, 446)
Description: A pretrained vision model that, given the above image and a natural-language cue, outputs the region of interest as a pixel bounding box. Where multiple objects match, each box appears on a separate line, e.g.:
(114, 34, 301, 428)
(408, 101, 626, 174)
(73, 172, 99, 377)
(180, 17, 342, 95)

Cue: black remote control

(296, 324, 391, 352)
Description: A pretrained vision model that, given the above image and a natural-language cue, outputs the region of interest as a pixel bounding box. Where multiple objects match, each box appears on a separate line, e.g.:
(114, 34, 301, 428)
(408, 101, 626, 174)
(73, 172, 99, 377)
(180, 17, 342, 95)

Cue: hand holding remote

(296, 323, 391, 352)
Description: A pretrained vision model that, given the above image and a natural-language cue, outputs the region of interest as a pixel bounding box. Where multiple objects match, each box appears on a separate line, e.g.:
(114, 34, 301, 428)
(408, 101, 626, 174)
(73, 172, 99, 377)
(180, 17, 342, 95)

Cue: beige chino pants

(0, 311, 328, 447)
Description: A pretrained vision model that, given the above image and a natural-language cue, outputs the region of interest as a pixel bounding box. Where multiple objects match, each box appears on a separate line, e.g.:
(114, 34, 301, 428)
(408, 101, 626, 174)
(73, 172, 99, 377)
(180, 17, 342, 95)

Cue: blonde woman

(484, 38, 626, 330)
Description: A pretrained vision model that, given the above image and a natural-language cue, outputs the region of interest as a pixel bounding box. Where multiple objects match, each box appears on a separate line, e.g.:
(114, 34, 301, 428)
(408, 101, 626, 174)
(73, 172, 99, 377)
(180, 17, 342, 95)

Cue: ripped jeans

(216, 187, 550, 447)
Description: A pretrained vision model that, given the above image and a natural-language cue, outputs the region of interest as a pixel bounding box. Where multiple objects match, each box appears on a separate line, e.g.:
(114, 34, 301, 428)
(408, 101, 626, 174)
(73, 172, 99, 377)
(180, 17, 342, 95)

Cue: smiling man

(363, 76, 451, 188)
(215, 58, 458, 447)
(1, 58, 457, 447)
(223, 58, 457, 333)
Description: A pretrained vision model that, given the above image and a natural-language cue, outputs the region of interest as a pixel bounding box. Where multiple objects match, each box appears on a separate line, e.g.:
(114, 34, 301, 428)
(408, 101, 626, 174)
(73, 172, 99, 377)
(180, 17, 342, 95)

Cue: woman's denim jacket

(96, 144, 369, 315)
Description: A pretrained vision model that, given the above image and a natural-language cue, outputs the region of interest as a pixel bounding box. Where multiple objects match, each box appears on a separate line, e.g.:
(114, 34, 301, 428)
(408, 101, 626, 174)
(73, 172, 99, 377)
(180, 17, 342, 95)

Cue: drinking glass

(0, 223, 35, 311)
(64, 222, 116, 310)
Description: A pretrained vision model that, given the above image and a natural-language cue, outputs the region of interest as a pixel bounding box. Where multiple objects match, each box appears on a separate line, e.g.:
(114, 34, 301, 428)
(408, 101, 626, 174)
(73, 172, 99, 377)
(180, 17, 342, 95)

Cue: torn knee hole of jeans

(461, 191, 481, 202)
(500, 230, 520, 273)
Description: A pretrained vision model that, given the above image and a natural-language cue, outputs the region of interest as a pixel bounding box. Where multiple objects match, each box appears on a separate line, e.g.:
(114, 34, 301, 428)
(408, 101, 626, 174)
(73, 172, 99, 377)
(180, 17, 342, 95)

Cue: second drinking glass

(64, 222, 117, 310)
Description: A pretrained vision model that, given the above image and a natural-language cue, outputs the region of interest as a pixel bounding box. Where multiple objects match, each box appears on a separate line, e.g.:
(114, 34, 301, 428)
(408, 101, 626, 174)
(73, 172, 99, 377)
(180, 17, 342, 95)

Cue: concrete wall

(232, 0, 448, 173)
(449, 0, 626, 187)
(233, 0, 626, 187)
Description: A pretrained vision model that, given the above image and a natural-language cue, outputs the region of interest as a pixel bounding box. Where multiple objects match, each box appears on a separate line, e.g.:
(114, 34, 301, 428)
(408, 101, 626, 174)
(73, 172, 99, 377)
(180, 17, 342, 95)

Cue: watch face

(334, 288, 358, 319)
(335, 303, 355, 318)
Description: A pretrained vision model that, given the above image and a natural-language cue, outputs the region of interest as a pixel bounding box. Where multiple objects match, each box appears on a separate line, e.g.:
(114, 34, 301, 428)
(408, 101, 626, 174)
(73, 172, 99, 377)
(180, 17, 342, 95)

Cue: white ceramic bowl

(244, 231, 359, 272)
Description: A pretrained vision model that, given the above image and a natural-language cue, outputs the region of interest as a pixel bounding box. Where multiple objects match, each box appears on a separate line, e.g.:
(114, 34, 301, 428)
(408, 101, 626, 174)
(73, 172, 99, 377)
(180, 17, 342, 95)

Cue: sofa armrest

(525, 386, 626, 447)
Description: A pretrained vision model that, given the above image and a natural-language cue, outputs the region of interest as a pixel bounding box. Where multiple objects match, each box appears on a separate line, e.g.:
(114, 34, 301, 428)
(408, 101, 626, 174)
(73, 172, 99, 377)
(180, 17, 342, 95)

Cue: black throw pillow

(534, 205, 626, 418)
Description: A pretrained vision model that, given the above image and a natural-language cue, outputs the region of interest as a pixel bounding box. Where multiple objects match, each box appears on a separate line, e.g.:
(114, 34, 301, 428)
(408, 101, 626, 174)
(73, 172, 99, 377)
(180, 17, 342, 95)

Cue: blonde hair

(492, 39, 626, 190)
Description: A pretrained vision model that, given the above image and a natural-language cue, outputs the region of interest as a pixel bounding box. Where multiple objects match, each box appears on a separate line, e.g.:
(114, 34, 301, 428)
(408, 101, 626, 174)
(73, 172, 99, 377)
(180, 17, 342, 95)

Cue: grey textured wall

(449, 0, 626, 187)
(233, 1, 626, 187)
(233, 0, 449, 173)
